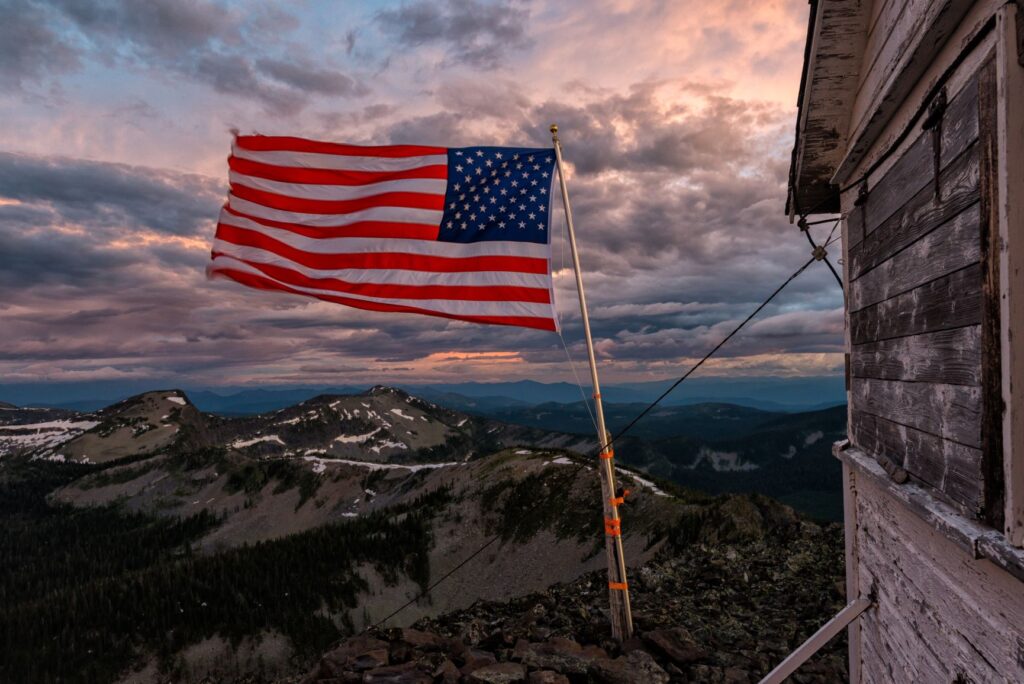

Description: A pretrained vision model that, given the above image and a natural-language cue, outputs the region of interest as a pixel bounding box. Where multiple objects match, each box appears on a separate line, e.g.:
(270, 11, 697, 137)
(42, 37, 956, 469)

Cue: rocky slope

(299, 497, 847, 683)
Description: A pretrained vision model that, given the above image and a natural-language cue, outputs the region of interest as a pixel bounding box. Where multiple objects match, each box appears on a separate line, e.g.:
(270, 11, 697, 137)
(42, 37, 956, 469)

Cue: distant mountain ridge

(1, 375, 846, 414)
(1, 386, 846, 521)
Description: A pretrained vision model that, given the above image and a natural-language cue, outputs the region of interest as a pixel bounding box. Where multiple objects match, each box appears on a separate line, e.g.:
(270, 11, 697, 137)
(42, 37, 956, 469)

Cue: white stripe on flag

(229, 171, 447, 200)
(218, 211, 550, 259)
(227, 195, 444, 227)
(210, 256, 556, 318)
(232, 146, 447, 172)
(212, 242, 552, 289)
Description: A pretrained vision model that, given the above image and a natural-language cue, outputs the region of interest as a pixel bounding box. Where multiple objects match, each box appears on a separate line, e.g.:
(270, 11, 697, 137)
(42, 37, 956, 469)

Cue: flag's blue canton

(438, 146, 556, 244)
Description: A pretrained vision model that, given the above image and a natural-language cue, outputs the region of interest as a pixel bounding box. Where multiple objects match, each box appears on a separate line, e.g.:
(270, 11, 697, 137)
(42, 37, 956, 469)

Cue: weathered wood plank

(862, 133, 934, 237)
(857, 551, 978, 681)
(859, 0, 907, 99)
(938, 73, 980, 166)
(856, 70, 978, 240)
(853, 476, 1024, 682)
(850, 264, 981, 345)
(847, 204, 865, 249)
(850, 326, 981, 385)
(850, 377, 981, 448)
(977, 56, 1004, 529)
(849, 143, 979, 278)
(850, 205, 981, 311)
(851, 410, 984, 513)
(837, 0, 977, 187)
(857, 521, 998, 681)
(1018, 2, 1024, 67)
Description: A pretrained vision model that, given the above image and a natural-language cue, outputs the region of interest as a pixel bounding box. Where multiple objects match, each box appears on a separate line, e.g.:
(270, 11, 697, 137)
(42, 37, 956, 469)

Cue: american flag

(209, 135, 559, 331)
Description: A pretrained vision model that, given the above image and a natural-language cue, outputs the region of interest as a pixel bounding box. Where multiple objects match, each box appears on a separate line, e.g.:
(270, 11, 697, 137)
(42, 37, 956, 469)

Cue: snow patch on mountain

(232, 435, 285, 448)
(302, 456, 457, 472)
(0, 419, 100, 457)
(370, 440, 408, 454)
(689, 447, 759, 472)
(803, 430, 824, 446)
(389, 408, 415, 421)
(334, 428, 381, 444)
(616, 467, 669, 497)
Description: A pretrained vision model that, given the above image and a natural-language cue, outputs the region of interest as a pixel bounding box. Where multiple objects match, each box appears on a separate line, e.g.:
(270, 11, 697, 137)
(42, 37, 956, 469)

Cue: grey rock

(360, 660, 432, 683)
(466, 661, 527, 683)
(320, 635, 390, 677)
(513, 638, 595, 675)
(526, 671, 570, 684)
(589, 650, 670, 684)
(643, 626, 708, 664)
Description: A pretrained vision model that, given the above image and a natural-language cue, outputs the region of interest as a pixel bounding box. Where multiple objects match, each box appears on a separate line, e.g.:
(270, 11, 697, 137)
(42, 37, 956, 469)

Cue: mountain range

(0, 386, 846, 683)
(0, 375, 846, 414)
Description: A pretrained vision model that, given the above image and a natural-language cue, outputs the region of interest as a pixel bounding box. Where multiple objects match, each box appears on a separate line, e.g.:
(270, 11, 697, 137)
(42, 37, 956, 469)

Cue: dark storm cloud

(49, 0, 238, 55)
(376, 0, 532, 68)
(0, 0, 80, 88)
(0, 216, 136, 287)
(192, 52, 299, 115)
(255, 58, 368, 97)
(521, 86, 773, 176)
(28, 0, 366, 114)
(0, 151, 221, 237)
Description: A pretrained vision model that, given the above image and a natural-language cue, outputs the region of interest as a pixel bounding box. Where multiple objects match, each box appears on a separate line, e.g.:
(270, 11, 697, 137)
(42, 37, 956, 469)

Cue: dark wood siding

(847, 72, 1000, 518)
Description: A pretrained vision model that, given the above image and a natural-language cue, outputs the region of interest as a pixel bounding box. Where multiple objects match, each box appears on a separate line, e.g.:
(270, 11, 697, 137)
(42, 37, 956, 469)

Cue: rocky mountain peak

(365, 385, 411, 399)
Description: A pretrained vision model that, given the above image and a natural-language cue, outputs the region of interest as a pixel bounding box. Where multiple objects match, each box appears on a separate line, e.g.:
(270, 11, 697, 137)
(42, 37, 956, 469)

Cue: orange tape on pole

(604, 518, 621, 536)
(599, 449, 614, 460)
(610, 496, 624, 506)
(608, 581, 628, 591)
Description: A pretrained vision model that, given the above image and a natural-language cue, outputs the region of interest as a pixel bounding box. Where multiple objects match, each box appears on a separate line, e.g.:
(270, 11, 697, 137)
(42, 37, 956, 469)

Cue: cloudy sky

(0, 0, 843, 391)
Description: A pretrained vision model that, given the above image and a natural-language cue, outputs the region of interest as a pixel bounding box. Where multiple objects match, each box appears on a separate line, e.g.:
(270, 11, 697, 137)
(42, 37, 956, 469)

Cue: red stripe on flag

(228, 155, 448, 186)
(222, 205, 440, 240)
(235, 135, 446, 158)
(230, 182, 445, 215)
(214, 224, 549, 274)
(213, 253, 552, 303)
(212, 266, 557, 331)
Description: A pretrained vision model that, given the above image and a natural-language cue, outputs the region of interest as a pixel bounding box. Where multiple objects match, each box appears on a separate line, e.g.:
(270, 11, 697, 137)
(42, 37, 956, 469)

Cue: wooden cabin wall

(848, 465, 1024, 683)
(845, 66, 998, 520)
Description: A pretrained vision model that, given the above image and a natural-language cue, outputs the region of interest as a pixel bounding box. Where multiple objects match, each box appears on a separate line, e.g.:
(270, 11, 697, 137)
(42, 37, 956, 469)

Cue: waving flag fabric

(209, 135, 559, 331)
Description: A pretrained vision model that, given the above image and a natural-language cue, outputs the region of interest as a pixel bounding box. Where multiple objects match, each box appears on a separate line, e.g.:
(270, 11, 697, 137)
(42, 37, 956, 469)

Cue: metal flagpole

(550, 124, 634, 641)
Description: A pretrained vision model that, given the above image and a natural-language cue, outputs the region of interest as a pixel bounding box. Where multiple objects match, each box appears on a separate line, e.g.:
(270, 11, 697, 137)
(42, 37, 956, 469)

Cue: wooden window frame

(996, 5, 1024, 547)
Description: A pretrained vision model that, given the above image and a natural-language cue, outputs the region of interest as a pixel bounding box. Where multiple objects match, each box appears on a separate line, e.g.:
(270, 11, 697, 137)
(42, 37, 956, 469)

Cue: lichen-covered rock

(588, 649, 669, 684)
(465, 661, 527, 683)
(512, 637, 596, 675)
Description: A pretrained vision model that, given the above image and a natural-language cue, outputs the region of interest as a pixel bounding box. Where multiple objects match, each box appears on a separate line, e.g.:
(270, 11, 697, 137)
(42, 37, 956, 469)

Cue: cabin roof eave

(786, 0, 867, 217)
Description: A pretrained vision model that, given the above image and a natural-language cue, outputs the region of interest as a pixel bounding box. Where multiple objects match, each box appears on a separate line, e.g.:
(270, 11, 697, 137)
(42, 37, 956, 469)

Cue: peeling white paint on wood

(841, 446, 1024, 682)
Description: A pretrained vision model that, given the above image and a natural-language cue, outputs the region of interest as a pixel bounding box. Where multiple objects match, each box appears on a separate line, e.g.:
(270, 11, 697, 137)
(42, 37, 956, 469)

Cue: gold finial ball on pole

(550, 124, 559, 142)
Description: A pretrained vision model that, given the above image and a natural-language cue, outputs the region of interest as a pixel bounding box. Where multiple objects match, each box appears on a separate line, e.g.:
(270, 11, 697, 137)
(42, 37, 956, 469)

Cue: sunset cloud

(0, 0, 841, 392)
